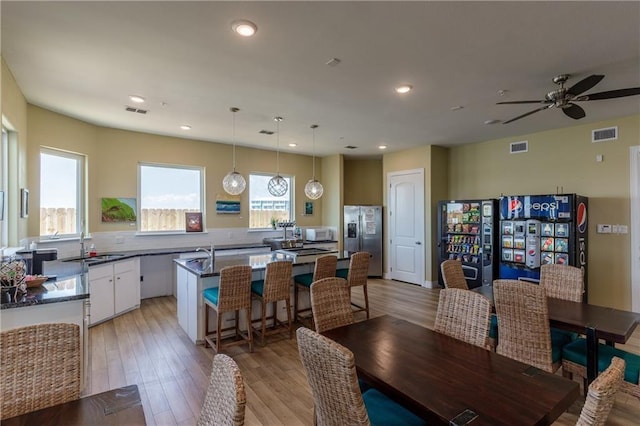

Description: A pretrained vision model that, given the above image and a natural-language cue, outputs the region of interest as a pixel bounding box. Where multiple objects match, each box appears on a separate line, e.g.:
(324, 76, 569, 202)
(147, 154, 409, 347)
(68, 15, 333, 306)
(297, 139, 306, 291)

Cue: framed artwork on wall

(20, 188, 29, 218)
(185, 212, 203, 232)
(101, 197, 137, 222)
(304, 201, 313, 216)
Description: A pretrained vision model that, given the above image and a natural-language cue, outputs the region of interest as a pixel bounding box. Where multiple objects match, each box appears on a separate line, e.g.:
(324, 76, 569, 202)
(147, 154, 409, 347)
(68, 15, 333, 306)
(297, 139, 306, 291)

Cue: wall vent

(592, 126, 618, 143)
(259, 130, 274, 135)
(125, 106, 148, 114)
(344, 145, 358, 150)
(510, 140, 528, 154)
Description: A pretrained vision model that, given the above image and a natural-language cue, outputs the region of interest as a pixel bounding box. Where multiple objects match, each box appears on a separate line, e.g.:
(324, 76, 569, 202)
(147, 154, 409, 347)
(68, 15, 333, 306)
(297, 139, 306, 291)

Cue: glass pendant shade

(268, 174, 288, 197)
(304, 178, 324, 199)
(222, 170, 246, 195)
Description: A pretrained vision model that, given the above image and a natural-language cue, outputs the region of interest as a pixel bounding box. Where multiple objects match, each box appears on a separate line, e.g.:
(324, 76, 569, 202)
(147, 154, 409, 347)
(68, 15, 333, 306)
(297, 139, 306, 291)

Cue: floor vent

(125, 106, 148, 114)
(592, 126, 618, 143)
(510, 140, 528, 154)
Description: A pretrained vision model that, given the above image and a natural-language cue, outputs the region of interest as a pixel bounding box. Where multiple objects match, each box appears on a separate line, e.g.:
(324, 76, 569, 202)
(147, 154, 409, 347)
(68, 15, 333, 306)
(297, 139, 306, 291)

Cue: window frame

(248, 172, 294, 230)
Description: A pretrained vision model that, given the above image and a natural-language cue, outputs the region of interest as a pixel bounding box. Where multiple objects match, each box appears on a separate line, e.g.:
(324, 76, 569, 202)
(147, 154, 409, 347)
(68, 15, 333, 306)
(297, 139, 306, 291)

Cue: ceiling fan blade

(567, 74, 604, 96)
(496, 100, 549, 105)
(502, 105, 551, 124)
(578, 87, 640, 100)
(562, 103, 586, 120)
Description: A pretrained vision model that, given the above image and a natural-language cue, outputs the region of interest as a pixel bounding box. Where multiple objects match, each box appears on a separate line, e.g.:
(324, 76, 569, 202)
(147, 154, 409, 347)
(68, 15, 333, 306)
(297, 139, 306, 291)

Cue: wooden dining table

(2, 384, 145, 425)
(323, 315, 579, 425)
(472, 285, 640, 385)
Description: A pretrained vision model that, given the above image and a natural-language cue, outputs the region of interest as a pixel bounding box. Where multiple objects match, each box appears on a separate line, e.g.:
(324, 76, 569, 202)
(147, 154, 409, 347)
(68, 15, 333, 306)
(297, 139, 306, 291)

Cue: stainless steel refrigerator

(344, 205, 383, 276)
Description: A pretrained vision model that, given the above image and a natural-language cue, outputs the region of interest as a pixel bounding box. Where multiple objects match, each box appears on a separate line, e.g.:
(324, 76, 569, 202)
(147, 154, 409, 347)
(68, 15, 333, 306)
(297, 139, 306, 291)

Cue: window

(40, 148, 86, 237)
(139, 163, 203, 232)
(249, 173, 293, 229)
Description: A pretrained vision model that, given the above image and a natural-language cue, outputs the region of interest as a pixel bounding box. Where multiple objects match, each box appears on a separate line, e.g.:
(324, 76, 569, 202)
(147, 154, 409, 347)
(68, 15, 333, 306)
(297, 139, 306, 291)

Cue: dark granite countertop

(1, 274, 88, 310)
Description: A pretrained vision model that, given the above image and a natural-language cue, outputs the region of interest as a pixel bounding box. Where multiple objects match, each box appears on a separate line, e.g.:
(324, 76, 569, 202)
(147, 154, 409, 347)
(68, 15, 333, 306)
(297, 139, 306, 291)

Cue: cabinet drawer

(114, 259, 137, 274)
(88, 264, 113, 280)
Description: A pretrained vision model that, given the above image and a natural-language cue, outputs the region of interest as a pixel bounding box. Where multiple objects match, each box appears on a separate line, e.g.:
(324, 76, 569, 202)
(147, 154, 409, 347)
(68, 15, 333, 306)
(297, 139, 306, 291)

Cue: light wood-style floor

(85, 279, 640, 425)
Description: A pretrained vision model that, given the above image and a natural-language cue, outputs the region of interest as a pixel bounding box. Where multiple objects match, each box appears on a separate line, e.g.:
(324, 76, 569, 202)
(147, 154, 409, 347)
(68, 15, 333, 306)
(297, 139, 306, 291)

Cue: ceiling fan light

(304, 179, 324, 200)
(268, 175, 288, 197)
(223, 171, 246, 195)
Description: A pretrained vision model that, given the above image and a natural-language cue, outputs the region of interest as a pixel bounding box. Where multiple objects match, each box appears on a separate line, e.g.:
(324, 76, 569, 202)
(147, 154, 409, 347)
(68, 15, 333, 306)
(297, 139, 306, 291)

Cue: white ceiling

(2, 1, 639, 158)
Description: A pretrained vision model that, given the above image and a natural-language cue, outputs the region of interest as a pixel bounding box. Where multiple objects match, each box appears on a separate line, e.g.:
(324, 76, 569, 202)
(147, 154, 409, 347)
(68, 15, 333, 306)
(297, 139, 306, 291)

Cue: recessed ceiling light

(232, 20, 257, 37)
(129, 95, 145, 103)
(288, 143, 297, 147)
(180, 124, 191, 130)
(395, 85, 413, 94)
(378, 145, 388, 150)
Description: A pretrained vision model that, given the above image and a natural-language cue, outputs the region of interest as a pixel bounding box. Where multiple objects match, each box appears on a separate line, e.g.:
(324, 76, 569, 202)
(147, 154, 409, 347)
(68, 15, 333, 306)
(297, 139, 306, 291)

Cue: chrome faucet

(80, 231, 85, 259)
(196, 243, 215, 269)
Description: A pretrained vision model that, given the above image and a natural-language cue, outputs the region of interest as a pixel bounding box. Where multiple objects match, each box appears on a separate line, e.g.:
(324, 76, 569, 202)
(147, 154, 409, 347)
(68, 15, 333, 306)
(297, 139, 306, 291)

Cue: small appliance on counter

(16, 248, 58, 275)
(305, 228, 332, 241)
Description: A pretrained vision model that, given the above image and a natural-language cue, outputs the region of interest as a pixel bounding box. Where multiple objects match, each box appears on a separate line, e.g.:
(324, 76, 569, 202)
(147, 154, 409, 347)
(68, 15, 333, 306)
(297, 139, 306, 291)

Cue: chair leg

(246, 308, 253, 353)
(286, 299, 292, 339)
(216, 312, 222, 354)
(261, 300, 267, 346)
(204, 303, 210, 348)
(363, 283, 370, 319)
(294, 283, 299, 320)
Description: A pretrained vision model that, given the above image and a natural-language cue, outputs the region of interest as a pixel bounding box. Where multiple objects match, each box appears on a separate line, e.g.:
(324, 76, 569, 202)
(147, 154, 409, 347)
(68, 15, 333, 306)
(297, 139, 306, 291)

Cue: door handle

(415, 241, 422, 245)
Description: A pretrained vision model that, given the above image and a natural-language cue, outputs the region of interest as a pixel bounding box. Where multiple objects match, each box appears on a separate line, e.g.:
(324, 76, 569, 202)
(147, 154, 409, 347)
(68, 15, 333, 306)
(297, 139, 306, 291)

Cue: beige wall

(321, 154, 343, 247)
(343, 158, 383, 206)
(428, 146, 449, 281)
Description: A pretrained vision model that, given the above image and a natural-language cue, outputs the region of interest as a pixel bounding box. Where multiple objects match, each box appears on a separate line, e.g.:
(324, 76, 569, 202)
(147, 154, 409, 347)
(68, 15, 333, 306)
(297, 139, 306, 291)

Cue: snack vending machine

(437, 199, 498, 289)
(498, 194, 588, 297)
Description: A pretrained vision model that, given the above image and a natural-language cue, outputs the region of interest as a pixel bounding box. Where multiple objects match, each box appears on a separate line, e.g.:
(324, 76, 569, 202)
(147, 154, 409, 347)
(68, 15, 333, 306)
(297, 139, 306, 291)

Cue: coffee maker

(16, 248, 58, 275)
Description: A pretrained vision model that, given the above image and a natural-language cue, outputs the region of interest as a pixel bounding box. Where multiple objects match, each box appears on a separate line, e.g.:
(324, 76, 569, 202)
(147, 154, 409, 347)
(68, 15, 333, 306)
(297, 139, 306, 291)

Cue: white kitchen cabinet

(89, 258, 140, 326)
(176, 264, 206, 343)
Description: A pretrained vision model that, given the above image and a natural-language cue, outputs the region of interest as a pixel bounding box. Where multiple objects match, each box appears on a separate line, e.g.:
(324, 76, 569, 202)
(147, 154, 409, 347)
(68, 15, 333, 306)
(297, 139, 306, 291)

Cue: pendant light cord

(274, 117, 283, 174)
(230, 107, 239, 172)
(311, 124, 318, 179)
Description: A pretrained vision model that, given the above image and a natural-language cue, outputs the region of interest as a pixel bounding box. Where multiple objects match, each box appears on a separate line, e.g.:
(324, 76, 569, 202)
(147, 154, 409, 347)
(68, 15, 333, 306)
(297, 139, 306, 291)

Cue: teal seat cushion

(489, 315, 498, 339)
(362, 389, 427, 426)
(251, 279, 265, 296)
(203, 287, 219, 305)
(294, 272, 314, 287)
(358, 377, 372, 393)
(550, 328, 574, 364)
(562, 338, 640, 385)
(336, 268, 349, 279)
(551, 327, 578, 343)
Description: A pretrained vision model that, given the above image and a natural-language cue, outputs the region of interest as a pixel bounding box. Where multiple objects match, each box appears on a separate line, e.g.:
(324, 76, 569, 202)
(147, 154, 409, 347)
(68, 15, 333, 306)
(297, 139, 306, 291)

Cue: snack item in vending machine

(541, 252, 554, 264)
(555, 253, 569, 264)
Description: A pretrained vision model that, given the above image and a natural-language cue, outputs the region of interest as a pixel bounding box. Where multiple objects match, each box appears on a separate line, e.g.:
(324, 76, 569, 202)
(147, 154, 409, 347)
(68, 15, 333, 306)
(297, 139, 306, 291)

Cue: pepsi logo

(509, 199, 522, 212)
(577, 203, 587, 233)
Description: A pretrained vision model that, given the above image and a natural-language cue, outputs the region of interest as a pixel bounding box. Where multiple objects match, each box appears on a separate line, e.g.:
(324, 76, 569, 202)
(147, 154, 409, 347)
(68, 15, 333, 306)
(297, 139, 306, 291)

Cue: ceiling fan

(497, 74, 640, 124)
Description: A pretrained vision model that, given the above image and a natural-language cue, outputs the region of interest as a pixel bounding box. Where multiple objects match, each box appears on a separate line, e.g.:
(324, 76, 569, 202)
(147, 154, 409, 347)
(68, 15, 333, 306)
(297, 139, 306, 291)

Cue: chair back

(217, 265, 253, 312)
(296, 327, 369, 426)
(440, 259, 468, 289)
(1, 323, 81, 419)
(493, 279, 555, 372)
(434, 288, 492, 349)
(313, 255, 338, 281)
(540, 264, 584, 302)
(346, 252, 369, 288)
(310, 277, 353, 333)
(198, 354, 246, 426)
(262, 260, 293, 303)
(576, 356, 625, 426)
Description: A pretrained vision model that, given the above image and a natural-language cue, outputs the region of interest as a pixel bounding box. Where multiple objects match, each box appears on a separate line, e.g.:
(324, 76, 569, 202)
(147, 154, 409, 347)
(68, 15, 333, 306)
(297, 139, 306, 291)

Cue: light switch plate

(597, 224, 612, 233)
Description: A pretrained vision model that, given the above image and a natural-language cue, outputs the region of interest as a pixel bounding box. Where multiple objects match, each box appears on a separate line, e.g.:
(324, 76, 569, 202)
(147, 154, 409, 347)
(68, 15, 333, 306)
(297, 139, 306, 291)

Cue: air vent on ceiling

(592, 126, 617, 143)
(125, 106, 148, 114)
(344, 145, 358, 150)
(259, 130, 274, 135)
(510, 140, 528, 154)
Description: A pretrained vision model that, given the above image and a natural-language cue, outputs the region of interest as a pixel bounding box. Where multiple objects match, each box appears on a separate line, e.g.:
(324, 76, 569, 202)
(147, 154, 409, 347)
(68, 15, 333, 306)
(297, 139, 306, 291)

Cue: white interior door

(388, 169, 424, 285)
(630, 146, 639, 313)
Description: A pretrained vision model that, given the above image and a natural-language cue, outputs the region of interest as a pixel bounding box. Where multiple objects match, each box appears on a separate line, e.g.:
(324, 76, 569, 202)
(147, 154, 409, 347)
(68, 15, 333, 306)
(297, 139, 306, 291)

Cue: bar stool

(335, 251, 370, 319)
(251, 260, 293, 345)
(203, 265, 253, 353)
(294, 255, 337, 327)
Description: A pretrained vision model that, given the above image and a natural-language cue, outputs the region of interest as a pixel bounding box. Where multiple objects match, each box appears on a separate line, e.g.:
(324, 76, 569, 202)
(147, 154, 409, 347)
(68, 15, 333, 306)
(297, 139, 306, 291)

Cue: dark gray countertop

(1, 274, 88, 310)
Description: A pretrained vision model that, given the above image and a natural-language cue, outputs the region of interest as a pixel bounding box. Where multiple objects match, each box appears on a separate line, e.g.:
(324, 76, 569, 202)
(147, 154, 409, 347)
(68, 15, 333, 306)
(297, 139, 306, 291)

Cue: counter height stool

(203, 265, 253, 353)
(335, 252, 370, 319)
(251, 260, 293, 346)
(294, 255, 337, 328)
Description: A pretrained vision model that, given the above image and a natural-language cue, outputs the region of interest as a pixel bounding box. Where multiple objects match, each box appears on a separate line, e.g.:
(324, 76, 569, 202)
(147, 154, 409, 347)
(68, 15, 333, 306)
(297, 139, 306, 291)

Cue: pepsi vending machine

(437, 199, 498, 289)
(498, 194, 588, 299)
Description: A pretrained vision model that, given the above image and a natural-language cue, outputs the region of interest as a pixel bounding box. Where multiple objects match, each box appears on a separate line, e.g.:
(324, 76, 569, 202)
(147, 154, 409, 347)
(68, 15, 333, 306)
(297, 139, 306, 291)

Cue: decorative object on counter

(25, 275, 48, 288)
(304, 124, 324, 200)
(267, 116, 288, 197)
(20, 188, 29, 218)
(222, 107, 247, 195)
(270, 217, 277, 229)
(185, 212, 203, 232)
(1, 259, 27, 302)
(216, 194, 240, 214)
(304, 201, 314, 216)
(101, 197, 137, 222)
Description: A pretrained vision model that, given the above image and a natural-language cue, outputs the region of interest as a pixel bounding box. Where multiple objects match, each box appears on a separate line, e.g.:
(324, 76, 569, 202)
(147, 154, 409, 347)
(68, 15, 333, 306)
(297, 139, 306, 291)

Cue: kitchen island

(174, 250, 350, 344)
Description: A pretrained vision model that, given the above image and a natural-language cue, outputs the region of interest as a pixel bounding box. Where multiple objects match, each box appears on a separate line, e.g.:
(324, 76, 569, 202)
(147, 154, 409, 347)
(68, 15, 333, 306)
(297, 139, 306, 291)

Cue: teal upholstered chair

(293, 255, 337, 327)
(251, 260, 293, 345)
(296, 327, 426, 426)
(335, 251, 371, 319)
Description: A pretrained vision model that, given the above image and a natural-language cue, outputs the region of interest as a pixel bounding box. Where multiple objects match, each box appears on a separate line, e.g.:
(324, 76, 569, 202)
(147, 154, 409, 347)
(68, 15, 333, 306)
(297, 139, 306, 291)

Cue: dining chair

(1, 323, 81, 420)
(203, 265, 254, 353)
(440, 259, 468, 289)
(434, 288, 492, 350)
(335, 251, 371, 319)
(294, 255, 337, 327)
(493, 279, 570, 373)
(576, 357, 625, 426)
(197, 354, 246, 426)
(296, 327, 426, 426)
(310, 277, 353, 333)
(251, 260, 293, 345)
(540, 264, 584, 302)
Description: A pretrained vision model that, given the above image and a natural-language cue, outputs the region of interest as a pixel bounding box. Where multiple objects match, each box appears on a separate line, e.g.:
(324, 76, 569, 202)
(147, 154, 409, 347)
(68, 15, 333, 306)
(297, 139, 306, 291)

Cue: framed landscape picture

(216, 194, 240, 214)
(185, 212, 203, 232)
(101, 197, 137, 222)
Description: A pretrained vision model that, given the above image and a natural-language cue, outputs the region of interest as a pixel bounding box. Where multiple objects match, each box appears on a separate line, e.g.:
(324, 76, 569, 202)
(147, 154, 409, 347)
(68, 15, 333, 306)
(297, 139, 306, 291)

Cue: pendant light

(304, 124, 324, 199)
(268, 116, 288, 197)
(222, 107, 247, 195)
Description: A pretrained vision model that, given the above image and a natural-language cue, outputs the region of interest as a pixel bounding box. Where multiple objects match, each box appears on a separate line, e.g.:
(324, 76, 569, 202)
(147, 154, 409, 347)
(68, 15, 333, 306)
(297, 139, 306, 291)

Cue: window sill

(135, 231, 210, 237)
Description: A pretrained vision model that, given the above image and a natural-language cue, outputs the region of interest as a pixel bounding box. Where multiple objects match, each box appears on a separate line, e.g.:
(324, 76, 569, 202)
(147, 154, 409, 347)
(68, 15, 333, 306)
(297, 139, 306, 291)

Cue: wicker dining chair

(434, 288, 492, 350)
(294, 255, 338, 327)
(335, 252, 371, 319)
(576, 357, 625, 426)
(251, 260, 293, 345)
(540, 264, 584, 303)
(493, 279, 564, 373)
(440, 259, 468, 289)
(197, 354, 246, 426)
(296, 327, 426, 426)
(1, 323, 81, 420)
(203, 265, 254, 353)
(310, 277, 353, 333)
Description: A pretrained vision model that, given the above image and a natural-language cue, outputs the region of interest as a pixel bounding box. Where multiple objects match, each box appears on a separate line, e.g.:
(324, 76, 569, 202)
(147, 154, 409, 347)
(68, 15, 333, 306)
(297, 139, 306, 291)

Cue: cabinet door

(89, 274, 115, 325)
(186, 271, 198, 343)
(114, 268, 140, 314)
